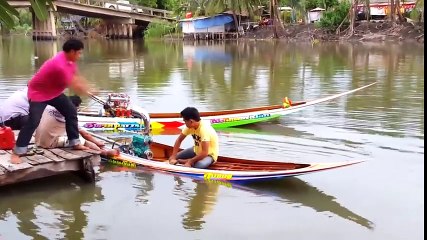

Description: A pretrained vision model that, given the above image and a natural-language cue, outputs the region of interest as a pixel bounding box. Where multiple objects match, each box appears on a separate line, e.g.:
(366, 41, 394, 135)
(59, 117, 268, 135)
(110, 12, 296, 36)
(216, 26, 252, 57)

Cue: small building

(308, 7, 325, 23)
(179, 14, 235, 39)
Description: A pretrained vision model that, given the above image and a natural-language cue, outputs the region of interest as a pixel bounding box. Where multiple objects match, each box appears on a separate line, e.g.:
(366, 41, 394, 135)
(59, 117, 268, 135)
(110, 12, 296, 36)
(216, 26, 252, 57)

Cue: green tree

(205, 0, 261, 30)
(304, 0, 319, 10)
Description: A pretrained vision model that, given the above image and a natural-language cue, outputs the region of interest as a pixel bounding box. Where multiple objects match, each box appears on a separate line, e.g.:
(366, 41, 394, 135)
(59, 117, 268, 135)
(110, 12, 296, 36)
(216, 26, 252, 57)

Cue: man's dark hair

(180, 107, 201, 122)
(63, 39, 84, 52)
(69, 95, 82, 108)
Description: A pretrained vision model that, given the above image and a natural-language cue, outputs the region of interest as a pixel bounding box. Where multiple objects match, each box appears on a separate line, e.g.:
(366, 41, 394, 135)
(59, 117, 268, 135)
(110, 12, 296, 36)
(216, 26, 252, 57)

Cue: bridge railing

(63, 0, 175, 19)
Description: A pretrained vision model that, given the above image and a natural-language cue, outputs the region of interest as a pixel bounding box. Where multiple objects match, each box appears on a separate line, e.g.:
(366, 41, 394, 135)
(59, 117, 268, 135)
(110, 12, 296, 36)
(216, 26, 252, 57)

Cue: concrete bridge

(7, 0, 175, 40)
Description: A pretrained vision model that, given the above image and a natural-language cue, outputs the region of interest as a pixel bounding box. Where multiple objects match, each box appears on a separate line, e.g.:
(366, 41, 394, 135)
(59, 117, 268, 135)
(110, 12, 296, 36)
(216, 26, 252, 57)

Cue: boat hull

(103, 153, 362, 181)
(79, 108, 284, 131)
(79, 82, 376, 132)
(101, 142, 364, 182)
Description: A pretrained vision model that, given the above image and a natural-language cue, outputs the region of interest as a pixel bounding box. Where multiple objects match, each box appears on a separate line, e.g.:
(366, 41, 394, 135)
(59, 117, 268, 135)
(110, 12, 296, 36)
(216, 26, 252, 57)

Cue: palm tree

(1, 0, 54, 29)
(204, 0, 262, 32)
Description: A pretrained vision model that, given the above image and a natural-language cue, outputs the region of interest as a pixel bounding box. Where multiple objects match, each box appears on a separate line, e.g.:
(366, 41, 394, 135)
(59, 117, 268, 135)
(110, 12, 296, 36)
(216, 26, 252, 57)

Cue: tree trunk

(270, 0, 283, 38)
(395, 0, 405, 22)
(348, 0, 358, 36)
(232, 10, 239, 33)
(389, 0, 395, 22)
(274, 1, 284, 29)
(365, 0, 371, 22)
(0, 23, 10, 35)
(270, 0, 278, 38)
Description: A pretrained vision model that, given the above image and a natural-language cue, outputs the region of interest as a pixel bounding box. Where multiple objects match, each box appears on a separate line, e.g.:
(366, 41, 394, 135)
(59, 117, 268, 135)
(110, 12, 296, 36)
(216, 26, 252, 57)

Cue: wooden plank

(0, 153, 33, 172)
(42, 149, 67, 162)
(49, 148, 84, 161)
(63, 148, 93, 158)
(20, 156, 39, 166)
(83, 148, 102, 155)
(26, 154, 53, 164)
(3, 150, 38, 165)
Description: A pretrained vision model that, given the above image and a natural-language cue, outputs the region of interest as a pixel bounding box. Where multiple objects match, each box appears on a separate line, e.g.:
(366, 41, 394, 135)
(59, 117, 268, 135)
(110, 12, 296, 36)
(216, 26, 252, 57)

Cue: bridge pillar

(121, 24, 127, 38)
(128, 24, 133, 38)
(32, 10, 57, 40)
(104, 20, 135, 39)
(113, 24, 119, 38)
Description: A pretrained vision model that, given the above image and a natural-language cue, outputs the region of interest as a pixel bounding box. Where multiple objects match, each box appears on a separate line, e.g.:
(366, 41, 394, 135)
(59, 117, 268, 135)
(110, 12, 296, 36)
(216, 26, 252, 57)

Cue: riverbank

(241, 22, 424, 44)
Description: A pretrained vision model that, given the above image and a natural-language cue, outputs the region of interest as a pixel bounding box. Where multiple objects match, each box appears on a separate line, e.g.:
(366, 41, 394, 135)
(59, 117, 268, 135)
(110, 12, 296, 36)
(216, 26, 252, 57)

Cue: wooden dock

(0, 146, 101, 187)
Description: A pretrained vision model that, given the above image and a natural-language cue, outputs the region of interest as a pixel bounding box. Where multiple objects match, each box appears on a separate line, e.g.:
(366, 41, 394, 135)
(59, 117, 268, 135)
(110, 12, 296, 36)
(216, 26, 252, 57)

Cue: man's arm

(184, 141, 210, 167)
(169, 133, 186, 161)
(79, 128, 104, 147)
(69, 74, 90, 96)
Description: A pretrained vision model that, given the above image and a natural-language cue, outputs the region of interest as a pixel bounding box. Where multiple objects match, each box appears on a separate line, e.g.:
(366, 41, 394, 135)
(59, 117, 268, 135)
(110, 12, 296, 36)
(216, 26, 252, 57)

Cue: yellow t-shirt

(182, 120, 219, 161)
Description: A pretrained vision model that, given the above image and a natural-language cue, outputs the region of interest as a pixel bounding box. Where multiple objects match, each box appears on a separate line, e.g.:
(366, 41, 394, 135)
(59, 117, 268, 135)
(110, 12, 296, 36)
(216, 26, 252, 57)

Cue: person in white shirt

(0, 87, 29, 130)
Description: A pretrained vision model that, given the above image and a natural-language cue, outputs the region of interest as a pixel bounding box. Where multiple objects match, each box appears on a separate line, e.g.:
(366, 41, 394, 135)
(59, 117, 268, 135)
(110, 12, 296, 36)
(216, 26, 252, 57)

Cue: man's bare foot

(10, 154, 22, 164)
(169, 159, 178, 165)
(72, 144, 90, 150)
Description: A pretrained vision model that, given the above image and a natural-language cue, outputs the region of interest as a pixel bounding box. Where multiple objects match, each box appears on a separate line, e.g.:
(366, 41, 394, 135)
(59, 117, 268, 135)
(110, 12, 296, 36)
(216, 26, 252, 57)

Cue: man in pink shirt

(11, 39, 91, 164)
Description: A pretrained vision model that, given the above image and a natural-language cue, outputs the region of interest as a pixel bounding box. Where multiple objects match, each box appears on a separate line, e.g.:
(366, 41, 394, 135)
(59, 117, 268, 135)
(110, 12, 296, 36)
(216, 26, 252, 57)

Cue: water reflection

(104, 161, 373, 232)
(100, 164, 154, 205)
(173, 177, 221, 231)
(235, 178, 374, 229)
(0, 37, 422, 238)
(1, 38, 423, 140)
(173, 173, 373, 231)
(0, 174, 102, 240)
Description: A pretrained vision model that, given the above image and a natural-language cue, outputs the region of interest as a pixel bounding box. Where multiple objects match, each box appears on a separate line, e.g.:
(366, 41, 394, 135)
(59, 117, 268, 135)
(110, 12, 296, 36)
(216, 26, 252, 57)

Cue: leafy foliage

(144, 22, 177, 38)
(409, 0, 424, 22)
(318, 0, 350, 29)
(1, 0, 54, 29)
(0, 0, 20, 29)
(304, 0, 319, 10)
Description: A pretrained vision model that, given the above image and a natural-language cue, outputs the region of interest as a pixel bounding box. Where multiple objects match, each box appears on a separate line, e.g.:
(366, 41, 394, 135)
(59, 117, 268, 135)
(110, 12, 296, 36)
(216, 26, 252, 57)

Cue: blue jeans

(177, 147, 214, 169)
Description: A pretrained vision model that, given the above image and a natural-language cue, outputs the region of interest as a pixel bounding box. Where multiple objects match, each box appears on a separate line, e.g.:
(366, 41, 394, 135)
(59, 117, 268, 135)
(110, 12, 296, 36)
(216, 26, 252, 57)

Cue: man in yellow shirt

(169, 107, 218, 169)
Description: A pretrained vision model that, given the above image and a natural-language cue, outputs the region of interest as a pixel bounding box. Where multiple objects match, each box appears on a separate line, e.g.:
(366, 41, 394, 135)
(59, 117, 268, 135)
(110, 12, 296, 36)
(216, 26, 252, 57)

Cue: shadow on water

(0, 174, 103, 240)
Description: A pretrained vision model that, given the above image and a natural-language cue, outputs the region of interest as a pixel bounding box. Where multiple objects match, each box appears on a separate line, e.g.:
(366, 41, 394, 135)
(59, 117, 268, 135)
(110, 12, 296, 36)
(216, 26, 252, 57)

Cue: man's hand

(95, 141, 105, 148)
(184, 161, 192, 168)
(169, 157, 178, 165)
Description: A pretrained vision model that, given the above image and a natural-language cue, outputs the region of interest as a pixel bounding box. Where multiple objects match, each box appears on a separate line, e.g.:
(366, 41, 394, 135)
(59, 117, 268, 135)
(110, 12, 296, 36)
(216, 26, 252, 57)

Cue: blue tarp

(194, 15, 233, 29)
(180, 14, 234, 29)
(194, 48, 232, 63)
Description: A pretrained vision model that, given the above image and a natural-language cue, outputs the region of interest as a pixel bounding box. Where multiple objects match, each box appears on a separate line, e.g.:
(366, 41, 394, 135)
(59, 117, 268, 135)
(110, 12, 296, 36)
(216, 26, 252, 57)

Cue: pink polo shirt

(28, 51, 77, 102)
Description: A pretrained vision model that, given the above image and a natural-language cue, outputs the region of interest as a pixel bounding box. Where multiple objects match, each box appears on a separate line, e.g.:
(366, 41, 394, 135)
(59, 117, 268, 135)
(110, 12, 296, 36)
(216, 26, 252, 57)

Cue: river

(0, 36, 424, 240)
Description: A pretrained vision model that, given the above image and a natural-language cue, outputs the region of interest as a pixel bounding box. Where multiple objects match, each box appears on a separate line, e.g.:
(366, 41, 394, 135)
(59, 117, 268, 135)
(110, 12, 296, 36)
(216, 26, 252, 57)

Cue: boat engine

(117, 106, 153, 159)
(107, 93, 130, 109)
(130, 135, 153, 159)
(104, 93, 132, 117)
